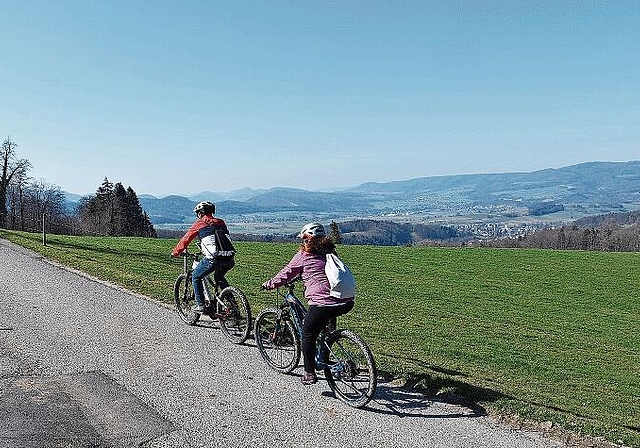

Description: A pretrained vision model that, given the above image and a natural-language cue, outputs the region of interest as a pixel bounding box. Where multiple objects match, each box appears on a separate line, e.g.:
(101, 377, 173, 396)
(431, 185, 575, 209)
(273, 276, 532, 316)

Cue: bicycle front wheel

(254, 308, 300, 373)
(217, 286, 252, 344)
(324, 329, 377, 408)
(174, 274, 200, 325)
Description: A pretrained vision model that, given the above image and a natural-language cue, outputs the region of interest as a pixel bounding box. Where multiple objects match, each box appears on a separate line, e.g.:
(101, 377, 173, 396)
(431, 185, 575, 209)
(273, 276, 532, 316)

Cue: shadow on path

(361, 380, 489, 419)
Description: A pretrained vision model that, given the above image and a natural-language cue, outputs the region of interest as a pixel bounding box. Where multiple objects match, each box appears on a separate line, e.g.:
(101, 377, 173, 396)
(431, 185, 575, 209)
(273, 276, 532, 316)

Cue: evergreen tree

(96, 177, 115, 235)
(112, 182, 129, 235)
(124, 186, 156, 237)
(329, 220, 342, 244)
(141, 211, 157, 237)
(76, 178, 156, 237)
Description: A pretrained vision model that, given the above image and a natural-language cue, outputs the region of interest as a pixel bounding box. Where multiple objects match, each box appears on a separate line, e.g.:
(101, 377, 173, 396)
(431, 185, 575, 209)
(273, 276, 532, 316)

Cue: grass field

(2, 230, 639, 447)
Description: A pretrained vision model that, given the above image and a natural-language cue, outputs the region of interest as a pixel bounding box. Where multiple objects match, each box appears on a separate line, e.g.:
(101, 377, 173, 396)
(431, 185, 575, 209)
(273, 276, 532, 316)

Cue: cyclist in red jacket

(171, 201, 235, 312)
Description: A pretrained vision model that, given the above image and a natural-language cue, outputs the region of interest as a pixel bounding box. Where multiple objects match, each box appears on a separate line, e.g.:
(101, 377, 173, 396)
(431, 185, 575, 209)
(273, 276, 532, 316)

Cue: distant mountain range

(65, 161, 640, 229)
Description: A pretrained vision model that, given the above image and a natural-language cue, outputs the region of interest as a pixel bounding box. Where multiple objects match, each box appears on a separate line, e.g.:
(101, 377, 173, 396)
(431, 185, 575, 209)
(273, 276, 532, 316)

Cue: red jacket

(171, 215, 229, 257)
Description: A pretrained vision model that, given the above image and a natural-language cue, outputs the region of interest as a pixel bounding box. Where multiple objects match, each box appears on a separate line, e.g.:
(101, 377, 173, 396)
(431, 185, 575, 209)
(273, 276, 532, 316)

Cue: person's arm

(171, 220, 205, 257)
(261, 251, 304, 289)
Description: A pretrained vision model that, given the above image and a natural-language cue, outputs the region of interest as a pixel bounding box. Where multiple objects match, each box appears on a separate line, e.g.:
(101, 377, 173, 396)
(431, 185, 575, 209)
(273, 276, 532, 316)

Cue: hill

(573, 209, 640, 227)
(66, 161, 640, 232)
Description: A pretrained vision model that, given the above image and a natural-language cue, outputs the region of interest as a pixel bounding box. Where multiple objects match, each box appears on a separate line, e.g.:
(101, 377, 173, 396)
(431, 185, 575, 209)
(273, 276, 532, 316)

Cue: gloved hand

(260, 282, 270, 291)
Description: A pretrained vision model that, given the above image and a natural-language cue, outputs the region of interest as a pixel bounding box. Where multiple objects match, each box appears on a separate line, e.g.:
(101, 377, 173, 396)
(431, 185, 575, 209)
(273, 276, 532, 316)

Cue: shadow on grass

(46, 238, 169, 261)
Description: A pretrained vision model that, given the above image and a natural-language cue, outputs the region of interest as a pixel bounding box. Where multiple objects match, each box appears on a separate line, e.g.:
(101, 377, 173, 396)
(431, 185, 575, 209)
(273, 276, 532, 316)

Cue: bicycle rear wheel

(254, 308, 300, 373)
(323, 329, 377, 408)
(174, 273, 200, 325)
(217, 286, 252, 344)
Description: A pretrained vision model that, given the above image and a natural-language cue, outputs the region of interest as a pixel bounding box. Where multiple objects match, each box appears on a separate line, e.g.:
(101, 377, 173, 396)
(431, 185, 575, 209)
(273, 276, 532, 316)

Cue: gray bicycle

(174, 248, 251, 344)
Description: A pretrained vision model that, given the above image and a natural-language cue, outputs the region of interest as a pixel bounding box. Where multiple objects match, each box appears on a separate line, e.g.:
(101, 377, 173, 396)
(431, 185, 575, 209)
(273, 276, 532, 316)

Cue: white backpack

(324, 253, 356, 299)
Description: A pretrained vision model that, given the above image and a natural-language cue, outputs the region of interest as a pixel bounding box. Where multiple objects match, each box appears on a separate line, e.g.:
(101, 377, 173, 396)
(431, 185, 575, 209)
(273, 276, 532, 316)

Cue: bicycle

(254, 281, 377, 408)
(173, 247, 251, 344)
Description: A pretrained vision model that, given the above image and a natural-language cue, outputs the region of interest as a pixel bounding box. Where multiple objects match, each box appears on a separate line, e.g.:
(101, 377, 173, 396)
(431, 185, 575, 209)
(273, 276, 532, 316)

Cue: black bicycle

(254, 281, 377, 408)
(174, 248, 251, 344)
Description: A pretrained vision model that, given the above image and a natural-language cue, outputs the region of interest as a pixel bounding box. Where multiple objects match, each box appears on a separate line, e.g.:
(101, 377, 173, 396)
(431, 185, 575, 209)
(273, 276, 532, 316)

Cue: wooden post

(42, 214, 47, 246)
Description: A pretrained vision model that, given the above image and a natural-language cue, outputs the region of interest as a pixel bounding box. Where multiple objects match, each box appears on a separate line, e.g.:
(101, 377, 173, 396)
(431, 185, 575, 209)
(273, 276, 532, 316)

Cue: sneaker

(192, 305, 205, 312)
(300, 372, 317, 385)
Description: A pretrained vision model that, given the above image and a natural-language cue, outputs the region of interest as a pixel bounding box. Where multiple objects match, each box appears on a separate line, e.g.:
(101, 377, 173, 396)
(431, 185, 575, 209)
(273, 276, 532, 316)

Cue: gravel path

(0, 239, 566, 448)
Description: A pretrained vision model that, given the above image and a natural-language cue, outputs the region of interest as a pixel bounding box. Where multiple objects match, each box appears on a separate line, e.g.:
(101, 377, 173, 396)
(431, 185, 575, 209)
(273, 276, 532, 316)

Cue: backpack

(213, 229, 236, 257)
(200, 229, 236, 258)
(324, 253, 356, 299)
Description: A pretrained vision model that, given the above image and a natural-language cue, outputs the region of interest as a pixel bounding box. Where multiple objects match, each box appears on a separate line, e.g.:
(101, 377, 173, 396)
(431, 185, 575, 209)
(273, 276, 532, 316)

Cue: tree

(76, 178, 114, 235)
(112, 182, 129, 235)
(23, 180, 67, 232)
(0, 137, 31, 228)
(111, 183, 156, 237)
(329, 220, 342, 244)
(125, 186, 156, 237)
(96, 177, 115, 235)
(76, 178, 156, 237)
(7, 168, 30, 229)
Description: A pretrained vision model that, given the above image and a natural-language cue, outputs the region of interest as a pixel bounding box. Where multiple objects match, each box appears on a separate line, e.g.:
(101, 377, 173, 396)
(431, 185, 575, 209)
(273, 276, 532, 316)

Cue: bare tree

(7, 168, 30, 229)
(23, 179, 66, 230)
(1, 137, 31, 228)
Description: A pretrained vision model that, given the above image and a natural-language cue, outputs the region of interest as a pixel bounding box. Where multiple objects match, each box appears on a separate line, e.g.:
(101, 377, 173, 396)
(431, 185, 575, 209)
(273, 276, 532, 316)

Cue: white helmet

(193, 201, 215, 215)
(299, 222, 325, 239)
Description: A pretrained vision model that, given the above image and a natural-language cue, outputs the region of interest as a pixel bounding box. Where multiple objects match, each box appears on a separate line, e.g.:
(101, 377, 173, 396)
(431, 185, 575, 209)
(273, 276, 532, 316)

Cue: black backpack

(214, 229, 236, 257)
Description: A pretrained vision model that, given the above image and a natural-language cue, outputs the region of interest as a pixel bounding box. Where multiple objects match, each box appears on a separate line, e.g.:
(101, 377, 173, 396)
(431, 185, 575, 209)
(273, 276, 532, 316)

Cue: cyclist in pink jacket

(261, 222, 355, 385)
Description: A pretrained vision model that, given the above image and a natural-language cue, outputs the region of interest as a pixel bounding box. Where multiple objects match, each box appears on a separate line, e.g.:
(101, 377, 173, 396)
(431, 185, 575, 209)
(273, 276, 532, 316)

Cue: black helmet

(193, 201, 215, 215)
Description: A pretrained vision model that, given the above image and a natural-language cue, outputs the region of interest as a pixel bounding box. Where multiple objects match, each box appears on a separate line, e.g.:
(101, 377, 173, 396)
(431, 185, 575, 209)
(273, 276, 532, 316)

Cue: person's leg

(212, 258, 234, 290)
(325, 301, 354, 333)
(300, 302, 355, 385)
(302, 306, 331, 376)
(192, 258, 215, 308)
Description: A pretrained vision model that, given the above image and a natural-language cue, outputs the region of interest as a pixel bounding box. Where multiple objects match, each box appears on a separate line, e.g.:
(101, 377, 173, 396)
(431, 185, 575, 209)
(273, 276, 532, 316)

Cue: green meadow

(2, 230, 639, 447)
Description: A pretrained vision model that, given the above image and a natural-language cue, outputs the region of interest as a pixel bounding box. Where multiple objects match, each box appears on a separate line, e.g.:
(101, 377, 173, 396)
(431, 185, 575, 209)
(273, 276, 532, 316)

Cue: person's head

(298, 222, 334, 254)
(299, 222, 325, 240)
(193, 201, 215, 218)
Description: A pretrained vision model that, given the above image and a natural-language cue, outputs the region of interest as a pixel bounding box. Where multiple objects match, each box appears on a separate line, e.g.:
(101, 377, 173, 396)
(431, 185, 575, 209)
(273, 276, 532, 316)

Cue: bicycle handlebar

(176, 247, 203, 259)
(277, 280, 299, 295)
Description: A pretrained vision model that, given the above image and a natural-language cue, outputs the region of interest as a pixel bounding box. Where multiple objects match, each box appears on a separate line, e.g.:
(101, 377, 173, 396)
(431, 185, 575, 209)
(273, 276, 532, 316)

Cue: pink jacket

(263, 250, 354, 306)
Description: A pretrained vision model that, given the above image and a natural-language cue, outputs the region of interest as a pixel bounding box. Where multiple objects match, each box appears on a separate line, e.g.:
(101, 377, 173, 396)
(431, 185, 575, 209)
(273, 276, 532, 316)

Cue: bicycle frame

(256, 281, 377, 407)
(277, 283, 346, 374)
(182, 249, 226, 311)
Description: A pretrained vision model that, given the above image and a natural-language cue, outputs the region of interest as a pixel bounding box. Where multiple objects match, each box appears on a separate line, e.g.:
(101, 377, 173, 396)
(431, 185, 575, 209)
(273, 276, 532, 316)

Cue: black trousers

(302, 301, 355, 374)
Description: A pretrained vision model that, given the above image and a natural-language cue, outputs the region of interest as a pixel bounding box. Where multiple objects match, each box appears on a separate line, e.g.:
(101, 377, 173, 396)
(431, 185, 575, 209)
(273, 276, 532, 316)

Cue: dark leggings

(302, 301, 354, 374)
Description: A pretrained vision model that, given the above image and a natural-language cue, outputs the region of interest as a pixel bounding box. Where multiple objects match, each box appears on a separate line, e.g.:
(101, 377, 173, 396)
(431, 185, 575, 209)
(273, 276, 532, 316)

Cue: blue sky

(1, 1, 638, 197)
